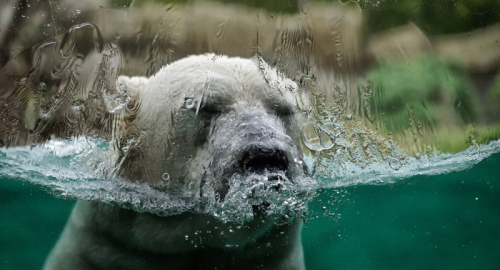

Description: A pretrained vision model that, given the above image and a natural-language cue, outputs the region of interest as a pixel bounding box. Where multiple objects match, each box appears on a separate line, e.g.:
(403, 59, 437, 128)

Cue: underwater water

(303, 151, 500, 270)
(1, 150, 499, 270)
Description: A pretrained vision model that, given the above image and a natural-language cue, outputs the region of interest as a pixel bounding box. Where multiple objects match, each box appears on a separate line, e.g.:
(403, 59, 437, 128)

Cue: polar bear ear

(116, 76, 147, 128)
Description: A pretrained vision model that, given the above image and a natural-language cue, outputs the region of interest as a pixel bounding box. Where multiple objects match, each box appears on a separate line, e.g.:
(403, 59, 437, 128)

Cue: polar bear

(43, 54, 311, 270)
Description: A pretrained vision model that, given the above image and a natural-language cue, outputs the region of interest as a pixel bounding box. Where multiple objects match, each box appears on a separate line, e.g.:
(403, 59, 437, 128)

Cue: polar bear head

(113, 54, 311, 205)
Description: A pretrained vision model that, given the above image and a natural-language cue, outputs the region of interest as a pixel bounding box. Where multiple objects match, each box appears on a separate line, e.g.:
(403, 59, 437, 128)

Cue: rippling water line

(319, 140, 500, 188)
(1, 137, 499, 223)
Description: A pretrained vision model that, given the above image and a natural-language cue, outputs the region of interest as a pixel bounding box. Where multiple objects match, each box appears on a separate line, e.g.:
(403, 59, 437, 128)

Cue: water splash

(1, 137, 499, 223)
(0, 137, 315, 224)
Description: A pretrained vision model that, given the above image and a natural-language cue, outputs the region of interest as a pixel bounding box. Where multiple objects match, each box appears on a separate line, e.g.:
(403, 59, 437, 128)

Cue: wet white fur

(44, 55, 309, 270)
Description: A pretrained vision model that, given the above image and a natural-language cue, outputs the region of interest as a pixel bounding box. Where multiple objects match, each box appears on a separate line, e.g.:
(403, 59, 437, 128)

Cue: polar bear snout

(239, 146, 289, 174)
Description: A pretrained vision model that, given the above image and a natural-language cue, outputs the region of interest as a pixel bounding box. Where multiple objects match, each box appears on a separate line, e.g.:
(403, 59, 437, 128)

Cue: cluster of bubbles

(301, 122, 342, 151)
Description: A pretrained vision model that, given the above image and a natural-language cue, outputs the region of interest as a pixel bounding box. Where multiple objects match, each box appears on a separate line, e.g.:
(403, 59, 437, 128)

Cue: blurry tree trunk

(0, 0, 21, 67)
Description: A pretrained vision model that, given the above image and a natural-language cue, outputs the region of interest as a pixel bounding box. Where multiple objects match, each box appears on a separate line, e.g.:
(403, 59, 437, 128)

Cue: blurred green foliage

(365, 55, 479, 133)
(489, 75, 500, 108)
(342, 0, 500, 34)
(363, 55, 500, 153)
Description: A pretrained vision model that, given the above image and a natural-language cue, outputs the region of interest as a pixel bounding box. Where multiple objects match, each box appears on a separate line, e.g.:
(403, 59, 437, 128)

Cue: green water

(1, 153, 499, 270)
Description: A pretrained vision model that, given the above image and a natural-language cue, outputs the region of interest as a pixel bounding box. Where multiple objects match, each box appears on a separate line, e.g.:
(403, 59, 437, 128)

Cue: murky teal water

(1, 152, 499, 270)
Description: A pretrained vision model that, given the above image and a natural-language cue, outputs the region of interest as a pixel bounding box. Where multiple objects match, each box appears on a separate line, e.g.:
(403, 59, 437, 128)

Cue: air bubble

(389, 158, 402, 170)
(119, 84, 127, 91)
(301, 122, 322, 151)
(301, 122, 340, 151)
(162, 173, 170, 181)
(184, 97, 195, 109)
(346, 114, 353, 120)
(319, 128, 335, 149)
(320, 123, 341, 150)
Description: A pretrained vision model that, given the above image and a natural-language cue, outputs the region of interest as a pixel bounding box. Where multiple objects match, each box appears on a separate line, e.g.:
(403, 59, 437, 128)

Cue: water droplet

(320, 123, 341, 149)
(184, 97, 195, 109)
(302, 122, 340, 151)
(319, 129, 335, 149)
(162, 173, 170, 181)
(301, 122, 323, 151)
(119, 84, 127, 92)
(389, 158, 402, 170)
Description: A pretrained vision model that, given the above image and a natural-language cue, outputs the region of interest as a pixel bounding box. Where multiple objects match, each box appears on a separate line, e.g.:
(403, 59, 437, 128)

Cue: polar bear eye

(199, 95, 231, 115)
(200, 103, 222, 115)
(274, 102, 295, 117)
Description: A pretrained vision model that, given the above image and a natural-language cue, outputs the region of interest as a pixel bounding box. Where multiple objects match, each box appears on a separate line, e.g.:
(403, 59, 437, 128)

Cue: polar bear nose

(239, 146, 289, 174)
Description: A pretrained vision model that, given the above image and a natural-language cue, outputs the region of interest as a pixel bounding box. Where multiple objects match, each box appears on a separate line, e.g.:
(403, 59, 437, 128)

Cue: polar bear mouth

(212, 144, 297, 204)
(239, 146, 289, 174)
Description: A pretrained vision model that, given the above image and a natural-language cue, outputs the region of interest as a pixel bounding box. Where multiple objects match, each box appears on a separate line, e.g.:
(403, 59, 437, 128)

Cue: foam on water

(1, 137, 499, 223)
(0, 137, 314, 224)
(317, 140, 500, 187)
